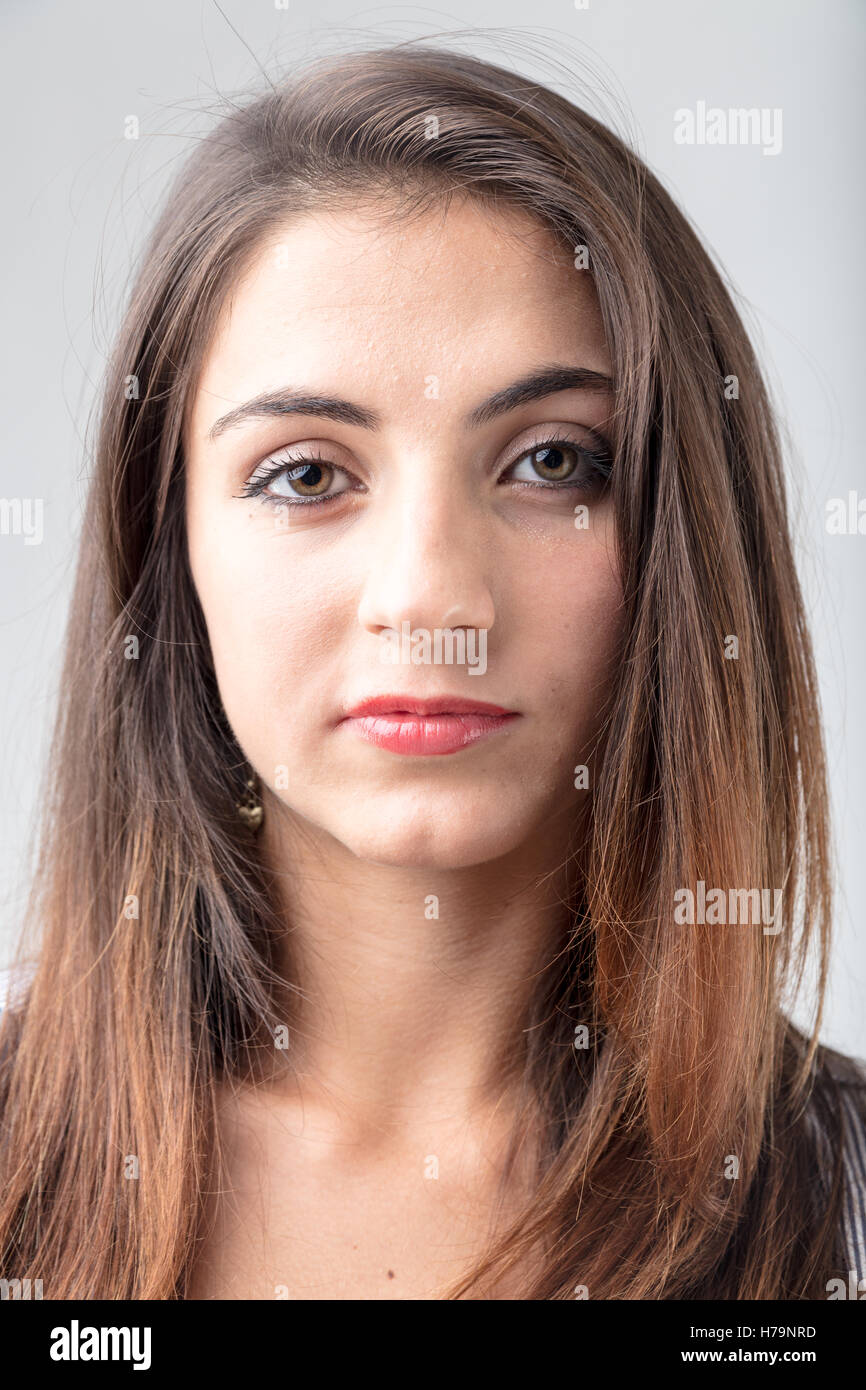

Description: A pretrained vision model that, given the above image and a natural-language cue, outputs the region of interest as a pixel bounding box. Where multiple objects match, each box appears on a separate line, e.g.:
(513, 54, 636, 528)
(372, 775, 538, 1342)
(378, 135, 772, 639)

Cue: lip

(339, 694, 520, 756)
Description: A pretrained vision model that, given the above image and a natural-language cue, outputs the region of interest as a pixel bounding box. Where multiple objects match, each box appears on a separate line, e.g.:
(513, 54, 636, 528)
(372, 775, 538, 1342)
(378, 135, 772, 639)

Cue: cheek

(187, 504, 349, 732)
(516, 523, 623, 685)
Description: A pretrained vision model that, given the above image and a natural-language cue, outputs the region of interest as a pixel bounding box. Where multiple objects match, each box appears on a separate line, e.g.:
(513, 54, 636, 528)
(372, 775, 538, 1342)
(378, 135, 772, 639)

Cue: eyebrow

(206, 364, 613, 440)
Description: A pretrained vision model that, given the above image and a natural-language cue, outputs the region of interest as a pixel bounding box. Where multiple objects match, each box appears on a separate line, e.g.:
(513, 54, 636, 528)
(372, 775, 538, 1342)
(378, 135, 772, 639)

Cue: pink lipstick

(339, 695, 520, 756)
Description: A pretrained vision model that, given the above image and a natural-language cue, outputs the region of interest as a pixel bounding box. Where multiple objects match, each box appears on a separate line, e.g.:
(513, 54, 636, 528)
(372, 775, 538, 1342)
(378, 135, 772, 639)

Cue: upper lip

(342, 695, 517, 718)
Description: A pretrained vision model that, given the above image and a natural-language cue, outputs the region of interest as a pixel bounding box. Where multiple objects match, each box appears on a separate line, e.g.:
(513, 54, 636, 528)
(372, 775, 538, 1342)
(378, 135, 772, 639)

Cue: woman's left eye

(502, 437, 613, 490)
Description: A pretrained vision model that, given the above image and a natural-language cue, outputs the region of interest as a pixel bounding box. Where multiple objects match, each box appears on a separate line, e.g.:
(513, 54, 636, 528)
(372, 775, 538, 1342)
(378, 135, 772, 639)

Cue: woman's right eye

(240, 452, 357, 507)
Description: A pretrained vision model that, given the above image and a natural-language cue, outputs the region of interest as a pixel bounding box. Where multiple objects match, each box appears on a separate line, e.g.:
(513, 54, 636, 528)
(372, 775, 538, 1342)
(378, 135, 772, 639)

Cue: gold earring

(236, 774, 264, 833)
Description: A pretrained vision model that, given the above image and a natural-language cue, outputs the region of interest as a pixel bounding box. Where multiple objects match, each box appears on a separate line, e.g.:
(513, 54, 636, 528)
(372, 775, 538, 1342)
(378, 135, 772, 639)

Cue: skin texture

(183, 196, 624, 1298)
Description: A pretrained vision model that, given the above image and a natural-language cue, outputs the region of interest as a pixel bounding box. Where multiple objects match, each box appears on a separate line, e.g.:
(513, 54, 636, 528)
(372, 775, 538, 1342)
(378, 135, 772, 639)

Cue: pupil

(537, 447, 569, 475)
(287, 461, 331, 495)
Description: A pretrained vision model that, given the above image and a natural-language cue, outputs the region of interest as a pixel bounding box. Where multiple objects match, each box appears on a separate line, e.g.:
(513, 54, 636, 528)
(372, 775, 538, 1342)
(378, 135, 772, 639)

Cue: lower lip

(342, 712, 519, 756)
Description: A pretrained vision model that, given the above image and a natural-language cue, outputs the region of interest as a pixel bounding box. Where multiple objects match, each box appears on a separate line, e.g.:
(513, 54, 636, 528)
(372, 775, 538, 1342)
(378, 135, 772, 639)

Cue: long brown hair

(0, 41, 859, 1299)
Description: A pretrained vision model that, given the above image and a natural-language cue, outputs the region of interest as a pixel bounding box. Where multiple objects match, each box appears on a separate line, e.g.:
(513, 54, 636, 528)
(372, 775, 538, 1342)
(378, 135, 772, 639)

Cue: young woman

(1, 43, 864, 1301)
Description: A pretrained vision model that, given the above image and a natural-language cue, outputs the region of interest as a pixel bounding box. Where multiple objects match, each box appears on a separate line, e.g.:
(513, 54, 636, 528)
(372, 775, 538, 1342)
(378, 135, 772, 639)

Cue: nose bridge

(357, 459, 495, 634)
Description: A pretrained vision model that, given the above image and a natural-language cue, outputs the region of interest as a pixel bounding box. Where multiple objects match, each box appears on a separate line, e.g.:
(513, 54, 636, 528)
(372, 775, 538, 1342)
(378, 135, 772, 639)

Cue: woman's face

(184, 196, 624, 869)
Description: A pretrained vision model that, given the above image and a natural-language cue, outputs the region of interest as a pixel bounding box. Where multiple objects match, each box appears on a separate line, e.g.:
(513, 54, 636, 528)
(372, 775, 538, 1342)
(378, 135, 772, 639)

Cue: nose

(356, 476, 496, 639)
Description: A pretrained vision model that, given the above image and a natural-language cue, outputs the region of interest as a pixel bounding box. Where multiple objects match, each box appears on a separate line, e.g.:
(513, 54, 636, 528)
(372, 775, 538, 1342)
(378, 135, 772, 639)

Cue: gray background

(1, 1, 863, 1053)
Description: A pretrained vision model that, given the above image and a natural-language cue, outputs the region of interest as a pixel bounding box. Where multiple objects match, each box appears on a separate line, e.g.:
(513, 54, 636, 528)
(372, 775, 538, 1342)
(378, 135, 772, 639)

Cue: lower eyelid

(506, 476, 591, 488)
(263, 494, 338, 508)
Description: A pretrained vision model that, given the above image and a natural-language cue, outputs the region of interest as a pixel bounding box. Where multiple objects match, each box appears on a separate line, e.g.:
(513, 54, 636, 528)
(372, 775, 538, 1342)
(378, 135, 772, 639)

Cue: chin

(345, 834, 511, 871)
(329, 790, 541, 871)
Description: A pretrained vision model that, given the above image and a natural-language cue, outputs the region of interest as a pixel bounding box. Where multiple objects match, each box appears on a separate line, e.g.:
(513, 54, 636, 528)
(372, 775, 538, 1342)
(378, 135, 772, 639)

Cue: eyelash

(238, 435, 613, 509)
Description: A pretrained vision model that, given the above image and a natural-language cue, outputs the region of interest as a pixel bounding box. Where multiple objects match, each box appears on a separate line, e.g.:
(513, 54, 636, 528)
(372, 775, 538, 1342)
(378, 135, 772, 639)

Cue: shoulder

(812, 1045, 866, 1280)
(831, 1050, 866, 1279)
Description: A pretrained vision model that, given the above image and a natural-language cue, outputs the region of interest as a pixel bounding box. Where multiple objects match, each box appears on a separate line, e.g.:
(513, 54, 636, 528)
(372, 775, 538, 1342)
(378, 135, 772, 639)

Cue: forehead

(187, 197, 610, 438)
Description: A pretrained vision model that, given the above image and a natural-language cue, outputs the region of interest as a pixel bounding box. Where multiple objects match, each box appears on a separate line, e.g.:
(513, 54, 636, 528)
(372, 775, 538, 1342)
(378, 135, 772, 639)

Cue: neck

(258, 799, 578, 1140)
